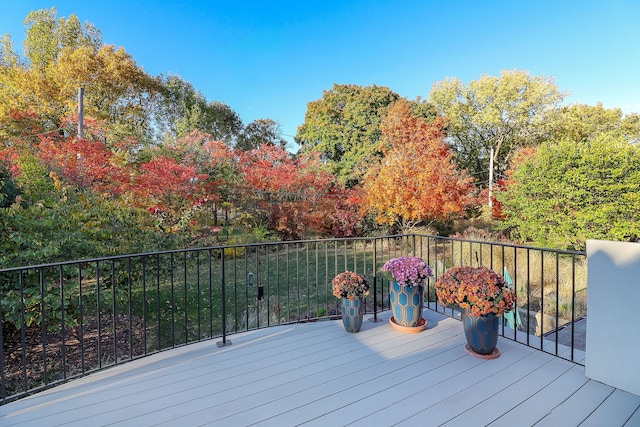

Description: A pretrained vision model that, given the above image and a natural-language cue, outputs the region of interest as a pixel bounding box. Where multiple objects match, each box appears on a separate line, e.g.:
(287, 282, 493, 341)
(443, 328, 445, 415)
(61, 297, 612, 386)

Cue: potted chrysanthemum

(332, 271, 369, 333)
(435, 266, 515, 357)
(382, 256, 433, 330)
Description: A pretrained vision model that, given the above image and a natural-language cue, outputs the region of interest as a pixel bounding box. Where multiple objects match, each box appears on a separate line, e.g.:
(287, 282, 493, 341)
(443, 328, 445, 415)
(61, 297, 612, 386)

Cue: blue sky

(2, 1, 640, 150)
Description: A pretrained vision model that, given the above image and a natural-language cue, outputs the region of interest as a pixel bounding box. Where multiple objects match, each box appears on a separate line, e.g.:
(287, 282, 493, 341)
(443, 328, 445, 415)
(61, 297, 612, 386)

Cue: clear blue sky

(2, 1, 640, 150)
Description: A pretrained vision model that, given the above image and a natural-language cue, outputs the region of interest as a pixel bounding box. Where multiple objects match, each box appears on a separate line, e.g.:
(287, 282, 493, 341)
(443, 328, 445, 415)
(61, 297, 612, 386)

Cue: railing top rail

(416, 234, 587, 257)
(0, 233, 586, 273)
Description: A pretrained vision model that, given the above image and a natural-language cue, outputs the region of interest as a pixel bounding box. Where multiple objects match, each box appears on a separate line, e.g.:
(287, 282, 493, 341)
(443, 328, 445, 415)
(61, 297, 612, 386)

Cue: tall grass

(415, 235, 587, 334)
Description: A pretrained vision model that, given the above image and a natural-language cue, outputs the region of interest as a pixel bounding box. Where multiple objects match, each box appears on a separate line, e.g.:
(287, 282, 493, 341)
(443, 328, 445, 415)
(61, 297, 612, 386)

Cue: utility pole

(78, 87, 84, 139)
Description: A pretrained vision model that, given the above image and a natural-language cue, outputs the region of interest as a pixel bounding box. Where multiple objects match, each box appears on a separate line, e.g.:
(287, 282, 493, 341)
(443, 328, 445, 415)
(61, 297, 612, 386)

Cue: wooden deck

(1, 309, 639, 426)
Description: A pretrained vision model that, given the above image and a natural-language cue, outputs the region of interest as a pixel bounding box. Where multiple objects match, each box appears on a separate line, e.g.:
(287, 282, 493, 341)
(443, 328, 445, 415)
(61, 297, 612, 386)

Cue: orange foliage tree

(363, 100, 477, 228)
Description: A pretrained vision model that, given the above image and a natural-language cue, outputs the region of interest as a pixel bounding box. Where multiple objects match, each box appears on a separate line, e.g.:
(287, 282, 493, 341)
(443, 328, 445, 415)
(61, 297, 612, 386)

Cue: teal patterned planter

(462, 309, 499, 355)
(341, 298, 364, 333)
(389, 281, 424, 327)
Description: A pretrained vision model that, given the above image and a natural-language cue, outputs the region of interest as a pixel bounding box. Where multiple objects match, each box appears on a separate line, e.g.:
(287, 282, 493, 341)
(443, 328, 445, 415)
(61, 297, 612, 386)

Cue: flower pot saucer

(464, 344, 500, 359)
(389, 316, 426, 333)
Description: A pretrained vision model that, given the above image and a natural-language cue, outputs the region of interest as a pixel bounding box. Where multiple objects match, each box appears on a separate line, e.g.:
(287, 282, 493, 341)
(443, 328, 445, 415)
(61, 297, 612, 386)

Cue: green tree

(496, 135, 640, 250)
(21, 7, 102, 69)
(430, 69, 564, 188)
(236, 118, 287, 151)
(553, 103, 640, 143)
(157, 75, 242, 144)
(296, 84, 402, 187)
(0, 162, 21, 207)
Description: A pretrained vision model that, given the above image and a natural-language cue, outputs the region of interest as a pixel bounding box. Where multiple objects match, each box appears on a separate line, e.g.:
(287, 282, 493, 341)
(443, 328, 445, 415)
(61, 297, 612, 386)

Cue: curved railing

(0, 234, 586, 404)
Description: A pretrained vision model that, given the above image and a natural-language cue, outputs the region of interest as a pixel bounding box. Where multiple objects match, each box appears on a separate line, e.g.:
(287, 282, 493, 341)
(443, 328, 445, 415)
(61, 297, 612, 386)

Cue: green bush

(497, 134, 640, 250)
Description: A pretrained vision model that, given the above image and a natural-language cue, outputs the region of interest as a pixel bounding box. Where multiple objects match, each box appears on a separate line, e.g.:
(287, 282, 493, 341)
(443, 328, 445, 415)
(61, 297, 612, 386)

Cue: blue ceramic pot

(341, 298, 364, 333)
(390, 281, 424, 327)
(462, 309, 499, 355)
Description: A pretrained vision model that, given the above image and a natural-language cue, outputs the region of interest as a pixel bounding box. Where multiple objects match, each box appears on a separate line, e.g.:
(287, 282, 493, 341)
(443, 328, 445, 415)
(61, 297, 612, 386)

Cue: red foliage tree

(239, 144, 361, 239)
(134, 157, 207, 207)
(37, 135, 129, 194)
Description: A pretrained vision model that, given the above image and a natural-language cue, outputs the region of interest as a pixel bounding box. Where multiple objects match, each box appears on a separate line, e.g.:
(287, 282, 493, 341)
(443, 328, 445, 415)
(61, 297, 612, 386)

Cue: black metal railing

(0, 234, 587, 404)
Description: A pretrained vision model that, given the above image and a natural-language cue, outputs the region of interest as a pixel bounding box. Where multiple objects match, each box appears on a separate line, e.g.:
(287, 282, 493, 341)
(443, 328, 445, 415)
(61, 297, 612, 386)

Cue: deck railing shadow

(0, 234, 586, 404)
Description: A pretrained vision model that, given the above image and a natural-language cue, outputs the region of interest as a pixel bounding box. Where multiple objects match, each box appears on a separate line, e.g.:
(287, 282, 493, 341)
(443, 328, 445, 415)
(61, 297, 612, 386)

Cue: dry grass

(414, 230, 587, 327)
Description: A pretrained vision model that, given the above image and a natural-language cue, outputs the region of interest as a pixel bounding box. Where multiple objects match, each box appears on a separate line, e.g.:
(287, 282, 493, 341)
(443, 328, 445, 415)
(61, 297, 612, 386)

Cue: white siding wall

(586, 239, 640, 396)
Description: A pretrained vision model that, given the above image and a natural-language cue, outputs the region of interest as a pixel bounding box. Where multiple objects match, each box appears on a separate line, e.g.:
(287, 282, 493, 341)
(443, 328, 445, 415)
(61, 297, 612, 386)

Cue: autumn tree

(429, 69, 564, 188)
(0, 8, 162, 145)
(0, 139, 168, 267)
(0, 8, 102, 135)
(127, 130, 239, 237)
(160, 129, 239, 215)
(495, 135, 640, 250)
(363, 100, 477, 230)
(238, 144, 359, 239)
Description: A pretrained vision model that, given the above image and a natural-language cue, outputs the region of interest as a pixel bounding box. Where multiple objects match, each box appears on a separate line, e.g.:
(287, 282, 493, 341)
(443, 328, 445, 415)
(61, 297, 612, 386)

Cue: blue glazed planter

(389, 281, 424, 327)
(341, 298, 364, 333)
(462, 310, 499, 355)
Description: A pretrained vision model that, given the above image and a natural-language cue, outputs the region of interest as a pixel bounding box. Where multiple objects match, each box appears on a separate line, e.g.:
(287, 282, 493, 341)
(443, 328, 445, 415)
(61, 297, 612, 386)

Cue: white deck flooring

(1, 309, 639, 427)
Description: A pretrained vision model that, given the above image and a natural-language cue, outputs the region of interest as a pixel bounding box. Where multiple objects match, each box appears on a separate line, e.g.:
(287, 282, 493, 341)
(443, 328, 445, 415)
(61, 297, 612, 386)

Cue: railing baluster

(59, 266, 66, 381)
(276, 244, 281, 325)
(233, 247, 238, 333)
(528, 249, 531, 345)
(218, 250, 229, 346)
(79, 263, 85, 373)
(0, 278, 5, 400)
(142, 256, 147, 356)
(196, 251, 201, 340)
(208, 249, 213, 337)
(156, 254, 161, 352)
(373, 238, 378, 321)
(111, 260, 117, 365)
(127, 258, 132, 360)
(571, 253, 577, 362)
(286, 244, 291, 323)
(555, 252, 560, 354)
(315, 242, 320, 321)
(540, 250, 544, 352)
(39, 269, 48, 385)
(184, 251, 188, 343)
(244, 246, 249, 331)
(306, 243, 310, 319)
(19, 271, 27, 393)
(96, 262, 102, 369)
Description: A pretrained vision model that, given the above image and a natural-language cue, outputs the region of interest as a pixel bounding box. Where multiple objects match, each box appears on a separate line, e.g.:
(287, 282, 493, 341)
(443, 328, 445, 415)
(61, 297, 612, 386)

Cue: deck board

(0, 309, 637, 427)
